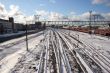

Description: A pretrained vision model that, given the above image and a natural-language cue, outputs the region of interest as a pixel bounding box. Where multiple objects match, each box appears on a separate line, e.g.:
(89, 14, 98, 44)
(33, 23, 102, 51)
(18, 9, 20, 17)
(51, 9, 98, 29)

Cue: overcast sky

(0, 0, 110, 23)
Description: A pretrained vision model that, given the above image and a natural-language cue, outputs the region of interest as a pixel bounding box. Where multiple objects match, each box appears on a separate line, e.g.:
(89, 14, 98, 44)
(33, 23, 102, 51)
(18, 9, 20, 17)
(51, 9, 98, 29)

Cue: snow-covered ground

(0, 31, 44, 73)
(72, 31, 110, 73)
(61, 29, 110, 73)
(0, 29, 110, 73)
(69, 30, 110, 60)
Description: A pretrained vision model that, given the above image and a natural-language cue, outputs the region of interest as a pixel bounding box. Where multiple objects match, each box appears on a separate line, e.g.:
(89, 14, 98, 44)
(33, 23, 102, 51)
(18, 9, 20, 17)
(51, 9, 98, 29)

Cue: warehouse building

(0, 18, 14, 34)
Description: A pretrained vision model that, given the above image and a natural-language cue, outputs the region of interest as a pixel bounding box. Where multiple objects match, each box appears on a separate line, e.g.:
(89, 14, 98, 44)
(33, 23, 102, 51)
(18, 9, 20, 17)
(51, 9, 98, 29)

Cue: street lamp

(68, 19, 71, 35)
(24, 17, 29, 51)
(89, 11, 92, 34)
(89, 11, 92, 26)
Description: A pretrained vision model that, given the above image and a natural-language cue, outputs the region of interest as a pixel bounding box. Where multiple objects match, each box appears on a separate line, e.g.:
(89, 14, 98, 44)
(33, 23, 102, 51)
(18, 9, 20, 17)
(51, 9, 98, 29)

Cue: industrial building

(0, 17, 15, 34)
(0, 18, 46, 35)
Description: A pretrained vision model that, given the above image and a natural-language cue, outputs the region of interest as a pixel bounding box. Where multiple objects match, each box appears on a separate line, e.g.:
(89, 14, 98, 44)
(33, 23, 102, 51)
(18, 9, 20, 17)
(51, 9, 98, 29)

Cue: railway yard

(0, 28, 110, 73)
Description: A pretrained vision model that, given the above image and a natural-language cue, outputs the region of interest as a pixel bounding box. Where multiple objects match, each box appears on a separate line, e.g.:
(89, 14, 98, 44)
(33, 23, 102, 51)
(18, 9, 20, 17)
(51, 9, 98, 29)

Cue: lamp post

(69, 21, 70, 35)
(26, 24, 29, 51)
(89, 11, 92, 27)
(24, 17, 29, 51)
(89, 11, 92, 34)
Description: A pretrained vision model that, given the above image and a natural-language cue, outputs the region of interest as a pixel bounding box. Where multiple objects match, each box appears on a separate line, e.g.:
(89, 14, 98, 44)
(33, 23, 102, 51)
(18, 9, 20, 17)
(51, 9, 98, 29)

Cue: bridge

(40, 20, 110, 26)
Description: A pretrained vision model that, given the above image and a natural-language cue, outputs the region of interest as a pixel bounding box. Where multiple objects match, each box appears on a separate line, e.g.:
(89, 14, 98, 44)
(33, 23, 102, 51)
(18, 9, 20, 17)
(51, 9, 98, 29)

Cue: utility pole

(89, 11, 92, 34)
(25, 17, 29, 51)
(26, 24, 29, 51)
(69, 21, 70, 35)
(76, 34, 79, 47)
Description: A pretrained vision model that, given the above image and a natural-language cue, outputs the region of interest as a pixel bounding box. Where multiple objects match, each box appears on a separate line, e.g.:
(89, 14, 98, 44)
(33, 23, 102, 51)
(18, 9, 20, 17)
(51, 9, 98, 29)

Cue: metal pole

(76, 34, 79, 47)
(89, 11, 92, 27)
(89, 11, 92, 34)
(69, 21, 70, 35)
(26, 23, 29, 51)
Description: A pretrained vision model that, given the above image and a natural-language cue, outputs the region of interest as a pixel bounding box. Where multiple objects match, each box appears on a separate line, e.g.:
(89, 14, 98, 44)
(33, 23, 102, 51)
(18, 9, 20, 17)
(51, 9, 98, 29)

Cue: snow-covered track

(54, 31, 72, 73)
(56, 30, 87, 73)
(8, 28, 110, 73)
(69, 33, 110, 73)
(58, 29, 110, 73)
(0, 32, 43, 49)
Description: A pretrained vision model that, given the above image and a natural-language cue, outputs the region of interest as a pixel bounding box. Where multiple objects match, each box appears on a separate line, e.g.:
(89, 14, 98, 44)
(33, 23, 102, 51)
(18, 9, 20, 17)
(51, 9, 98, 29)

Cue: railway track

(58, 29, 110, 73)
(69, 32, 110, 73)
(9, 29, 110, 73)
(56, 30, 87, 73)
(37, 29, 85, 73)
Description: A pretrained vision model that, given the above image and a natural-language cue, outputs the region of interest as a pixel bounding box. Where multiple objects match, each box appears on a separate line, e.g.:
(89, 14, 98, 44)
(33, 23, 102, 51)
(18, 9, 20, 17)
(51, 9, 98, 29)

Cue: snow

(0, 31, 44, 73)
(0, 31, 43, 60)
(0, 29, 110, 73)
(57, 29, 110, 72)
(76, 52, 93, 73)
(68, 30, 110, 57)
(0, 31, 43, 46)
(68, 30, 110, 72)
(0, 49, 26, 73)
